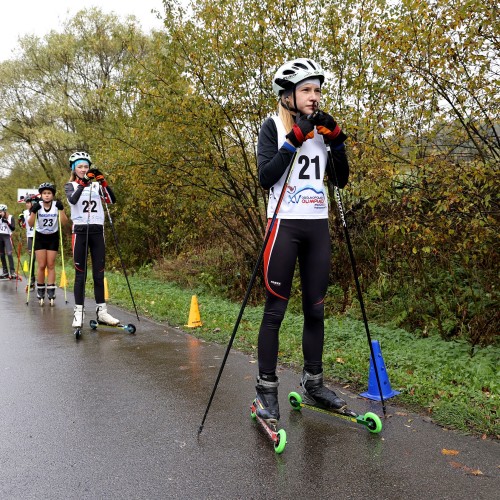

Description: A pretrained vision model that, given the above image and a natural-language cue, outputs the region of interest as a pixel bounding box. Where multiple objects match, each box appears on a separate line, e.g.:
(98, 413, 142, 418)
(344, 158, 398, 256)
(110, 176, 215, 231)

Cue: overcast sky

(1, 0, 167, 61)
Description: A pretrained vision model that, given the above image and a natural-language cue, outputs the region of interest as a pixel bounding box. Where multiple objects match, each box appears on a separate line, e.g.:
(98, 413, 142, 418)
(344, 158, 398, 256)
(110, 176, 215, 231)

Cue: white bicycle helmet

(0, 204, 7, 211)
(272, 58, 325, 96)
(69, 151, 92, 169)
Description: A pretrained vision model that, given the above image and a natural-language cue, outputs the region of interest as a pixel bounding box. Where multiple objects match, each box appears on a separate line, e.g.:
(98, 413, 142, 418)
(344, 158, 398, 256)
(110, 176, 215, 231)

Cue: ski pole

(98, 184, 140, 322)
(58, 212, 67, 304)
(198, 146, 303, 436)
(26, 213, 37, 305)
(15, 241, 22, 292)
(325, 143, 386, 416)
(18, 234, 28, 280)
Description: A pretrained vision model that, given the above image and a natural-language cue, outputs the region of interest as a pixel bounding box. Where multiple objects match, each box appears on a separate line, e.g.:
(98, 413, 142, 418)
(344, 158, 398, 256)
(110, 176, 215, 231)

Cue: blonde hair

(277, 103, 295, 134)
(68, 171, 77, 182)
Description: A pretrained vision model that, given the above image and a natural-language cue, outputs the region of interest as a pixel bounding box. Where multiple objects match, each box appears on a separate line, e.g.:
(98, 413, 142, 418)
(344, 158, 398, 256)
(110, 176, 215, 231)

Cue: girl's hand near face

(285, 115, 315, 147)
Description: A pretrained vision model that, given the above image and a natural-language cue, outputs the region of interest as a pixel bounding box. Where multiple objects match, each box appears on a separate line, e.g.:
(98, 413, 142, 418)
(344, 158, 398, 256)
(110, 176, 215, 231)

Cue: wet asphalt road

(0, 282, 498, 499)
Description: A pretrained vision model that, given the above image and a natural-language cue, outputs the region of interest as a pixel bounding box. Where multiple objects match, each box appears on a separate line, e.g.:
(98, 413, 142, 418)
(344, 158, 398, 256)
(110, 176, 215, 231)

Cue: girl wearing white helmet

(253, 58, 349, 424)
(27, 183, 69, 305)
(65, 151, 120, 328)
(0, 204, 17, 279)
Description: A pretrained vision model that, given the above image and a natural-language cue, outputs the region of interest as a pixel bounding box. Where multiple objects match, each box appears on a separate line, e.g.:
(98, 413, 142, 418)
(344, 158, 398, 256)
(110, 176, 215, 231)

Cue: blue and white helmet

(0, 204, 7, 211)
(69, 151, 92, 170)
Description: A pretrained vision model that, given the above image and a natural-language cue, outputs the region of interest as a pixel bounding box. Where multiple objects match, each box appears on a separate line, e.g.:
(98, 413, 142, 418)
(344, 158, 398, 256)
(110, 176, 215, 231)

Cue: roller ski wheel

(250, 399, 287, 454)
(89, 319, 136, 334)
(49, 298, 55, 307)
(74, 328, 82, 340)
(288, 391, 382, 434)
(38, 298, 44, 307)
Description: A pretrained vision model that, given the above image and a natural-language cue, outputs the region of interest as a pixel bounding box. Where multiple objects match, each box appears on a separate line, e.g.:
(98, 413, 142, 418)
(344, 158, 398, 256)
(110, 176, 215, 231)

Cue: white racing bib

(36, 201, 59, 234)
(267, 115, 329, 219)
(24, 209, 34, 238)
(0, 215, 13, 235)
(69, 182, 105, 226)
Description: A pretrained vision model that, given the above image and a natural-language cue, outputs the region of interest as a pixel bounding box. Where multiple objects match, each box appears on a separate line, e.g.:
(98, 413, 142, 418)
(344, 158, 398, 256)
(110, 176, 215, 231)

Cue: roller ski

(73, 305, 84, 339)
(250, 376, 287, 454)
(36, 284, 45, 306)
(25, 280, 35, 293)
(46, 284, 56, 307)
(288, 371, 382, 434)
(1, 272, 21, 281)
(89, 304, 136, 334)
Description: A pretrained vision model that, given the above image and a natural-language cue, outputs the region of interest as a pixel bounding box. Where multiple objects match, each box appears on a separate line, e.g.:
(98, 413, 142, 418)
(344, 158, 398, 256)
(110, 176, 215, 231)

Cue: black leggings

(72, 228, 106, 305)
(258, 218, 331, 375)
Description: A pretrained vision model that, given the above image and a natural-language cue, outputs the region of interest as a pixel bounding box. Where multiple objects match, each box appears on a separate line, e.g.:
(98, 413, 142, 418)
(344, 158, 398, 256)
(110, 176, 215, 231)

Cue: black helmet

(38, 182, 56, 195)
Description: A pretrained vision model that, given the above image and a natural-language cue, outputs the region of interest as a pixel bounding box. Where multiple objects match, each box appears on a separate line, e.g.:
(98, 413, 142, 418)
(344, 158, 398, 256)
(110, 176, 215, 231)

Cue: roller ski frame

(46, 285, 56, 307)
(0, 275, 22, 282)
(250, 399, 287, 454)
(288, 391, 382, 434)
(89, 319, 136, 334)
(39, 296, 55, 307)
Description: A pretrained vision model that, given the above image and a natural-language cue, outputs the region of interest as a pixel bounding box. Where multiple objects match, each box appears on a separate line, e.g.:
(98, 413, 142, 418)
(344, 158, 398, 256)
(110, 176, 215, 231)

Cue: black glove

(55, 200, 64, 210)
(89, 168, 108, 187)
(88, 168, 102, 177)
(83, 171, 96, 184)
(29, 201, 41, 213)
(75, 176, 89, 187)
(285, 114, 315, 147)
(311, 111, 347, 146)
(18, 213, 25, 224)
(1, 217, 7, 224)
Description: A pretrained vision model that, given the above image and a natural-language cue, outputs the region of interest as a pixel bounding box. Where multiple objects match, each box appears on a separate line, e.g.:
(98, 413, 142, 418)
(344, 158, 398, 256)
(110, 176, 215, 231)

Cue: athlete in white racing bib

(27, 183, 68, 305)
(18, 196, 37, 289)
(0, 204, 17, 279)
(65, 151, 120, 328)
(253, 58, 350, 423)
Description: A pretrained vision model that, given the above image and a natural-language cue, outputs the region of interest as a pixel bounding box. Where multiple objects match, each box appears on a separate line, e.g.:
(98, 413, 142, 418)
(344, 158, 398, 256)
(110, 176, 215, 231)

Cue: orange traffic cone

(186, 295, 202, 328)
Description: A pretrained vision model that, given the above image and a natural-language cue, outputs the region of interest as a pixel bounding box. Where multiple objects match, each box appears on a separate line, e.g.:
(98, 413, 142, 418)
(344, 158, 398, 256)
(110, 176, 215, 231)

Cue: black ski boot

(254, 375, 280, 423)
(47, 284, 56, 307)
(37, 283, 45, 306)
(301, 370, 347, 411)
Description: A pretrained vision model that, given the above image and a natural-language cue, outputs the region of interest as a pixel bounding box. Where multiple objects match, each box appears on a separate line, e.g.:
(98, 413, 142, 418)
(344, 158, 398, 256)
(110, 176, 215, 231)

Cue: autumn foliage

(0, 1, 498, 345)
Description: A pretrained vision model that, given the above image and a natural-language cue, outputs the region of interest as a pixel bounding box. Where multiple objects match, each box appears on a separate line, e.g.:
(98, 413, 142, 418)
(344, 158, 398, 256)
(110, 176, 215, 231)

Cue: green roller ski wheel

(274, 429, 287, 454)
(250, 401, 257, 420)
(364, 412, 383, 433)
(288, 391, 303, 410)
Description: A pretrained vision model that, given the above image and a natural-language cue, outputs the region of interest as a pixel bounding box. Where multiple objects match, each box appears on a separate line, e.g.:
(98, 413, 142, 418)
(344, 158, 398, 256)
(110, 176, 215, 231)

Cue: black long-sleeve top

(257, 116, 349, 190)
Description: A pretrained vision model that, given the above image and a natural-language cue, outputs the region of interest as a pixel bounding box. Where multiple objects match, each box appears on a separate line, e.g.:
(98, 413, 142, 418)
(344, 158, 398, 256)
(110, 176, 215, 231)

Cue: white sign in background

(17, 188, 39, 202)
